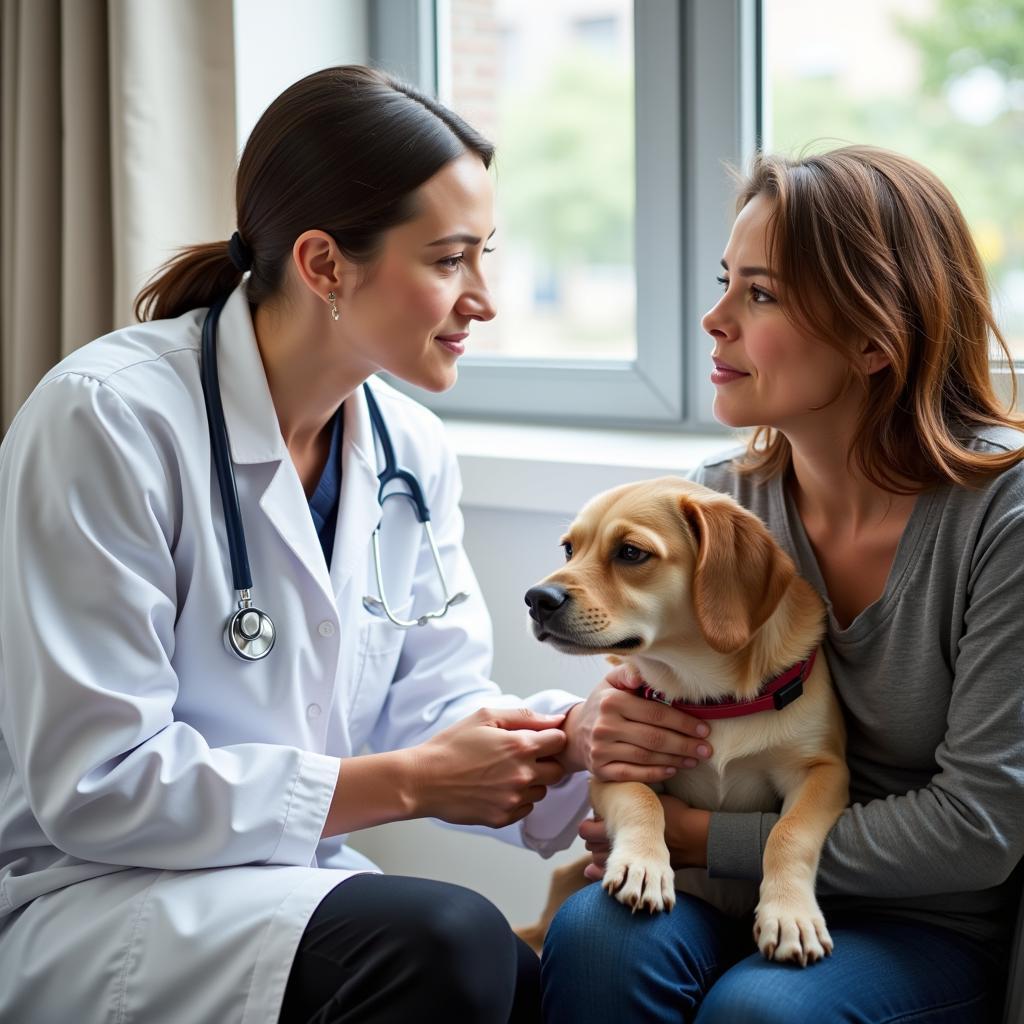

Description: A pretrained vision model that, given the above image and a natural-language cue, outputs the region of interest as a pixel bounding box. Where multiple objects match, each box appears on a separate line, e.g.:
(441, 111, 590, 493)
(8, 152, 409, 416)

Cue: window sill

(445, 419, 736, 516)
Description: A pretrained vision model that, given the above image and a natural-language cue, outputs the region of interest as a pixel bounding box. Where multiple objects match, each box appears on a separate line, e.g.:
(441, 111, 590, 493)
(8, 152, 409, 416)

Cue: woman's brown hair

(734, 146, 1024, 491)
(134, 66, 494, 322)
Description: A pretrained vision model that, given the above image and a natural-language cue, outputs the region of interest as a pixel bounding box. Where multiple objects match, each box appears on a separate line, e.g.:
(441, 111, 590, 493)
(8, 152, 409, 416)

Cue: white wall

(233, 0, 369, 149)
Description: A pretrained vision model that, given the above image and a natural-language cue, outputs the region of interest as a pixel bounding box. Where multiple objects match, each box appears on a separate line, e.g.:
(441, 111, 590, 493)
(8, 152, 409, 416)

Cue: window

(374, 0, 1023, 426)
(371, 0, 759, 427)
(444, 0, 636, 364)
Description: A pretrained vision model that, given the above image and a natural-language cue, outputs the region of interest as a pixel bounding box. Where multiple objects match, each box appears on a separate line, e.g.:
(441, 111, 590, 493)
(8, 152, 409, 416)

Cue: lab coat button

(306, 703, 322, 719)
(317, 621, 335, 637)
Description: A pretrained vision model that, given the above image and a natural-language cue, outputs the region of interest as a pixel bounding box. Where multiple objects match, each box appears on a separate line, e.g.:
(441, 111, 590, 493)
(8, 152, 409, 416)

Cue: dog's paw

(602, 845, 676, 914)
(753, 900, 833, 966)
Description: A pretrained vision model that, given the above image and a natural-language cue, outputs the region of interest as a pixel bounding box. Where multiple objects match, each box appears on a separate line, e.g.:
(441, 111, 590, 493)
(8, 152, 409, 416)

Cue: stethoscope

(200, 293, 469, 662)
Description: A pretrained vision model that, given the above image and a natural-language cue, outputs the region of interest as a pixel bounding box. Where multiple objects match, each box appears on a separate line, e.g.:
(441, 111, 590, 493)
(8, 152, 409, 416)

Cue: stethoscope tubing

(201, 293, 253, 592)
(199, 292, 468, 659)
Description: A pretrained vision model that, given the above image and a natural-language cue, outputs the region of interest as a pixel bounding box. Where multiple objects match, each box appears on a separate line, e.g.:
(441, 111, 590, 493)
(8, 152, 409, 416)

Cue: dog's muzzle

(525, 584, 643, 650)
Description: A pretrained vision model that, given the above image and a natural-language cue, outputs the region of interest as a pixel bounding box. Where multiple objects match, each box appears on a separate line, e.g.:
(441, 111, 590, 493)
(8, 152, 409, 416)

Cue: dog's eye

(616, 544, 650, 564)
(562, 542, 573, 561)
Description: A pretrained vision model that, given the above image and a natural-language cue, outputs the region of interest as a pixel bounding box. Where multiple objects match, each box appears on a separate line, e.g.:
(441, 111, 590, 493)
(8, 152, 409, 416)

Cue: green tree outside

(771, 0, 1024, 350)
(496, 48, 634, 273)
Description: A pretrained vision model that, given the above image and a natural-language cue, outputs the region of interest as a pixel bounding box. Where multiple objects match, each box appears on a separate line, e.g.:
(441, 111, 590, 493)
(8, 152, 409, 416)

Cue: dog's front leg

(756, 757, 849, 965)
(590, 778, 676, 913)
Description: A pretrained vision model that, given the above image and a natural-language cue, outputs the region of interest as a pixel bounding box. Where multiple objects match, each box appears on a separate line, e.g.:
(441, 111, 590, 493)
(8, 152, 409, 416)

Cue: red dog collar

(639, 649, 816, 720)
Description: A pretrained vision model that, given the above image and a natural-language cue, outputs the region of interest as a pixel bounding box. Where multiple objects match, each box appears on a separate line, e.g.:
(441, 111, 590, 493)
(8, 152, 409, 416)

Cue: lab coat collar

(331, 383, 384, 592)
(215, 283, 288, 466)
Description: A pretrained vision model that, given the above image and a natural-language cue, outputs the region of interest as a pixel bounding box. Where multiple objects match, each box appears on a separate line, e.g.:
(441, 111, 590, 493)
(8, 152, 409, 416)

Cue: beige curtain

(0, 0, 237, 434)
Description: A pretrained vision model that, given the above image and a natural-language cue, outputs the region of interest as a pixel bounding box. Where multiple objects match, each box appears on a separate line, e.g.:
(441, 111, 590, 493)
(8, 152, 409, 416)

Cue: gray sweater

(693, 429, 1024, 945)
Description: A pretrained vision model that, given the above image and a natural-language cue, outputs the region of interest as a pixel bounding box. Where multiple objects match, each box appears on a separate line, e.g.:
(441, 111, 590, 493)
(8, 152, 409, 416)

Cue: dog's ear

(679, 495, 795, 654)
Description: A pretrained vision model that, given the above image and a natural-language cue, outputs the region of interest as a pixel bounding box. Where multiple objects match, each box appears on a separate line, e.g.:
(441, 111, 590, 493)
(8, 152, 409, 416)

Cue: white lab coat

(0, 284, 589, 1023)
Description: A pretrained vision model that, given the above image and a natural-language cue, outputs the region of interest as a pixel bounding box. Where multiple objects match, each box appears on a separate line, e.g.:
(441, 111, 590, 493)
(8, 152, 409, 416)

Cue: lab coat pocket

(360, 606, 410, 656)
(346, 600, 412, 748)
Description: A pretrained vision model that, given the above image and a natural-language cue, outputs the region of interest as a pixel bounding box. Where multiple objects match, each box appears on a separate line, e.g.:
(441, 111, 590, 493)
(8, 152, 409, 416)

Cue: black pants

(278, 874, 541, 1024)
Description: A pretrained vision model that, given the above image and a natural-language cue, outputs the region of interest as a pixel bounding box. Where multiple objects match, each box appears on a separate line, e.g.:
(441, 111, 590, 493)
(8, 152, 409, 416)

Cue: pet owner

(544, 146, 1024, 1023)
(0, 66, 710, 1024)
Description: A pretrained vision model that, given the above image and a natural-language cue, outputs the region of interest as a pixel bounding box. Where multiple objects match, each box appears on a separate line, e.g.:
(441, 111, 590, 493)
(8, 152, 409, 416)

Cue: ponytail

(134, 242, 243, 323)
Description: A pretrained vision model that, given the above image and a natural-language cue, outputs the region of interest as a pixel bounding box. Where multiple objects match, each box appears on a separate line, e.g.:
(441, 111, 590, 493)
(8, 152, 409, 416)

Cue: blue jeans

(541, 883, 1005, 1023)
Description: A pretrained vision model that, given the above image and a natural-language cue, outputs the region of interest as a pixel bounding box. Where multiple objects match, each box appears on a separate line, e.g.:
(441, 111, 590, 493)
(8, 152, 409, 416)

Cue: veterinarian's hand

(410, 707, 568, 829)
(559, 665, 713, 781)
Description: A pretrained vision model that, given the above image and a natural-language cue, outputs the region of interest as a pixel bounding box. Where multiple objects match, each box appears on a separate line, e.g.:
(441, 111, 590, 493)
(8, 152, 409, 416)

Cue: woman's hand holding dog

(580, 797, 711, 880)
(407, 707, 569, 828)
(558, 664, 714, 782)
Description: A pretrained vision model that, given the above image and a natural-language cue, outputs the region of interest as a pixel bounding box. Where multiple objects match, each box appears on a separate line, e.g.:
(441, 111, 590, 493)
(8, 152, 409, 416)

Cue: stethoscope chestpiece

(225, 602, 276, 661)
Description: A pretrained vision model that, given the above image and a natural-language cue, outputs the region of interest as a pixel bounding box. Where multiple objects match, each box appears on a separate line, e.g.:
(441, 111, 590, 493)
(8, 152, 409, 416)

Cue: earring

(327, 291, 339, 321)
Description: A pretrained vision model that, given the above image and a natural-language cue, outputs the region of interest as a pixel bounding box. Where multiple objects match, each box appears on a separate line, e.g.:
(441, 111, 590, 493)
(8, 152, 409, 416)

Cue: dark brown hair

(733, 146, 1024, 491)
(134, 65, 494, 321)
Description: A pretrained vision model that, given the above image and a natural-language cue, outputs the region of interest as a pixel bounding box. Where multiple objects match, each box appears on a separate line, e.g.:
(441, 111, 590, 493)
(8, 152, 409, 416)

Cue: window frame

(370, 0, 762, 429)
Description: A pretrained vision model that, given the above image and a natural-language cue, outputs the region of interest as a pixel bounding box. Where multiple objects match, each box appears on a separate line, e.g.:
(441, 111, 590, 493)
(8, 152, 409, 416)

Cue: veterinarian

(0, 66, 713, 1024)
(544, 147, 1024, 1023)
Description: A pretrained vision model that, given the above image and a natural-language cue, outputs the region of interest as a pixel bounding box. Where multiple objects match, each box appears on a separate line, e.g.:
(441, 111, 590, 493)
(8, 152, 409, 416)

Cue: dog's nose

(524, 584, 570, 624)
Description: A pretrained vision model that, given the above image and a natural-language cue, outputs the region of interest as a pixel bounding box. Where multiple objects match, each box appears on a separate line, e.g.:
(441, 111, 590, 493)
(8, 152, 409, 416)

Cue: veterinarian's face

(701, 195, 851, 433)
(339, 153, 497, 393)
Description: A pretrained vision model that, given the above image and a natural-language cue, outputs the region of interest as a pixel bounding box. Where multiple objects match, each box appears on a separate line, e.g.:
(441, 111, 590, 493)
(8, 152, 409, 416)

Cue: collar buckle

(772, 676, 805, 710)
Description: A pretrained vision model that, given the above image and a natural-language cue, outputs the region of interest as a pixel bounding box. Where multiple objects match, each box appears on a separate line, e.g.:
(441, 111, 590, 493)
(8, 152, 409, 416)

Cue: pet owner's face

(338, 151, 497, 393)
(701, 194, 853, 434)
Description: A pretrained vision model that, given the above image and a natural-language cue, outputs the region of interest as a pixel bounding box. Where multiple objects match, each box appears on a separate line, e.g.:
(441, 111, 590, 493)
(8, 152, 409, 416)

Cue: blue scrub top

(307, 408, 343, 567)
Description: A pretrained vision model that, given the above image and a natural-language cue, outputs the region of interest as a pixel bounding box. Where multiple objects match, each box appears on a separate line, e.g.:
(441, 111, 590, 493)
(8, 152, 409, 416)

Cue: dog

(519, 476, 848, 966)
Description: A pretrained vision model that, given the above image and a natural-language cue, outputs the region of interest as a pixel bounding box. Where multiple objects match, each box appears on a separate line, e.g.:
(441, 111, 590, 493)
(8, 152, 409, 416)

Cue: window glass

(443, 0, 636, 360)
(764, 0, 1024, 357)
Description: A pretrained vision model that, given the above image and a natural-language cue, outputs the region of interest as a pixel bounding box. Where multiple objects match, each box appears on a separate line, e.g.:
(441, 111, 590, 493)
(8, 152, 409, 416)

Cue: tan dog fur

(519, 477, 848, 965)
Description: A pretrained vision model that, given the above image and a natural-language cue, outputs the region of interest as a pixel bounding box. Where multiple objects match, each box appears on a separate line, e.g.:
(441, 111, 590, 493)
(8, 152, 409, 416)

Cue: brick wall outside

(449, 0, 501, 144)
